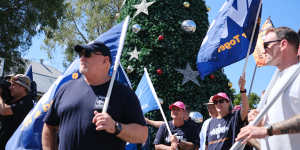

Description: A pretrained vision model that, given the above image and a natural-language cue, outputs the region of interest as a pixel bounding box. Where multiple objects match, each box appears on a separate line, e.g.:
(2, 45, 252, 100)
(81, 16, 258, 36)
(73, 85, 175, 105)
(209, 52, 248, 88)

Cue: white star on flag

(175, 63, 200, 86)
(128, 47, 140, 60)
(132, 0, 155, 18)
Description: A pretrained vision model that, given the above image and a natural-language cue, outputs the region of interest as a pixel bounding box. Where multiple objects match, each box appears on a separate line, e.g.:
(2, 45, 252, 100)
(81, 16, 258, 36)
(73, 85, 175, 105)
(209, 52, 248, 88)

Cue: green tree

(118, 1, 234, 148)
(42, 0, 123, 68)
(0, 0, 65, 74)
(233, 92, 260, 109)
(119, 0, 233, 120)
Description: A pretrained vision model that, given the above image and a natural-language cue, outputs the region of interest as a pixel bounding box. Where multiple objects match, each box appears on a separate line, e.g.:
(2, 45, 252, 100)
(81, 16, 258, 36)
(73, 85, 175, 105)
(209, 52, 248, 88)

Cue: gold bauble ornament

(183, 2, 190, 8)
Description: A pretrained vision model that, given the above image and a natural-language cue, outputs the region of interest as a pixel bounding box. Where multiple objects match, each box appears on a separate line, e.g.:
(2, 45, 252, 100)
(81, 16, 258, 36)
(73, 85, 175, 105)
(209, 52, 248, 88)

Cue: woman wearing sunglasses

(205, 75, 249, 150)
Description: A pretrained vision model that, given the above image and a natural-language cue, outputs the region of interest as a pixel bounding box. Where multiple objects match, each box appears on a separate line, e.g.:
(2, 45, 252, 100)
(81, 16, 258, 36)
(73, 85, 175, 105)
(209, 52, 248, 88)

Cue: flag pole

(230, 65, 300, 150)
(144, 68, 172, 135)
(248, 65, 258, 96)
(102, 16, 130, 113)
(230, 0, 262, 149)
(242, 1, 262, 75)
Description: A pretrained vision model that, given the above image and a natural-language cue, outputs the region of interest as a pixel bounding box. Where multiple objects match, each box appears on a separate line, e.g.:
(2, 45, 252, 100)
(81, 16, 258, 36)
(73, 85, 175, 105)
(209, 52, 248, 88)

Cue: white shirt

(199, 118, 212, 150)
(260, 63, 300, 150)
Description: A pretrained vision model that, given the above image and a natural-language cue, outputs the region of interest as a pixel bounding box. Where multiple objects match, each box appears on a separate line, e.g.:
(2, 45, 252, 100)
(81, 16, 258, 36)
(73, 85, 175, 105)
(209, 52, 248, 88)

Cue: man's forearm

(272, 114, 300, 135)
(155, 144, 172, 150)
(117, 123, 148, 143)
(240, 92, 249, 121)
(42, 124, 58, 150)
(145, 118, 164, 128)
(178, 140, 195, 150)
(0, 96, 13, 116)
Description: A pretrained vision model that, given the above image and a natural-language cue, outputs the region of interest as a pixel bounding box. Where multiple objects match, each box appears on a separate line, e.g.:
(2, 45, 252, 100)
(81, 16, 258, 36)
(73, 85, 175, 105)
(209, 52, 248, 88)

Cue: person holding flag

(205, 75, 248, 150)
(154, 101, 199, 150)
(235, 27, 300, 150)
(42, 41, 147, 150)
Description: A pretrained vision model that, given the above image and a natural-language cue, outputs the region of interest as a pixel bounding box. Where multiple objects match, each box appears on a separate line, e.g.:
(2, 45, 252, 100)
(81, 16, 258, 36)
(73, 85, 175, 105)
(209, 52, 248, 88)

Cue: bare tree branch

(66, 9, 89, 43)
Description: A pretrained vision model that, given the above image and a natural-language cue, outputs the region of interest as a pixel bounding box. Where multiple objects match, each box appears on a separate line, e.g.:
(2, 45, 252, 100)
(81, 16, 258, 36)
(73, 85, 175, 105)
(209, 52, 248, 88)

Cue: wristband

(266, 125, 273, 136)
(240, 89, 246, 93)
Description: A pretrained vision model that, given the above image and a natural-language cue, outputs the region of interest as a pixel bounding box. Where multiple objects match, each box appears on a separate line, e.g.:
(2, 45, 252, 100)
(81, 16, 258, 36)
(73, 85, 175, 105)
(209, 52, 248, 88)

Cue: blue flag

(25, 65, 33, 81)
(25, 64, 38, 101)
(196, 0, 261, 79)
(6, 21, 131, 150)
(126, 68, 159, 150)
(135, 69, 159, 114)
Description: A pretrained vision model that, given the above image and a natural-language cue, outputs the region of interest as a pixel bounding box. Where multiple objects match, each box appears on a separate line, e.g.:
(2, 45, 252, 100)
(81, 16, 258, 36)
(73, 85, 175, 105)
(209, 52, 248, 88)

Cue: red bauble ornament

(158, 35, 164, 41)
(156, 69, 163, 75)
(209, 74, 215, 79)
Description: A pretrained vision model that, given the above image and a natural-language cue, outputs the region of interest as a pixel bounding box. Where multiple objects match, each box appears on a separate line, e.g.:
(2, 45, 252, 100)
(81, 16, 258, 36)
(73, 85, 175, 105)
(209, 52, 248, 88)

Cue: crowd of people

(0, 26, 299, 150)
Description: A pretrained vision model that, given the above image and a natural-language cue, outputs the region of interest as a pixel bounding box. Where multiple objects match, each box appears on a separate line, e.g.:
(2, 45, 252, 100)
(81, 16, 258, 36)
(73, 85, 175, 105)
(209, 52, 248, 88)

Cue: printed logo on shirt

(209, 123, 229, 139)
(94, 95, 106, 111)
(164, 131, 185, 143)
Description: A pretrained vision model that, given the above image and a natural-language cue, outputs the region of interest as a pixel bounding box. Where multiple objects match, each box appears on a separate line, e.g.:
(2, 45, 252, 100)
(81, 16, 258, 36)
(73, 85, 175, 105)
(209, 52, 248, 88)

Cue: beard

(79, 62, 88, 74)
(265, 54, 281, 66)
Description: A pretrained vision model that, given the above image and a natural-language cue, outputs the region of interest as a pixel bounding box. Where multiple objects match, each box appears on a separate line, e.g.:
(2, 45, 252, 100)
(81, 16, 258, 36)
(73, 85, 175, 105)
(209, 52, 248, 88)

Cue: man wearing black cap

(42, 41, 147, 150)
(0, 74, 34, 149)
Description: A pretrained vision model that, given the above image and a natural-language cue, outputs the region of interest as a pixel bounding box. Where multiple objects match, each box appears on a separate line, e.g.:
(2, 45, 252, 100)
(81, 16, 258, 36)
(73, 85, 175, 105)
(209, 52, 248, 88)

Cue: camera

(0, 78, 12, 104)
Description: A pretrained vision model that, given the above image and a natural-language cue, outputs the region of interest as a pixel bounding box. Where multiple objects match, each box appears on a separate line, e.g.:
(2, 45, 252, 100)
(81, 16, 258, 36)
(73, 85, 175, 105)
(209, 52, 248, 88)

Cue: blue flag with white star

(6, 20, 131, 150)
(196, 0, 261, 79)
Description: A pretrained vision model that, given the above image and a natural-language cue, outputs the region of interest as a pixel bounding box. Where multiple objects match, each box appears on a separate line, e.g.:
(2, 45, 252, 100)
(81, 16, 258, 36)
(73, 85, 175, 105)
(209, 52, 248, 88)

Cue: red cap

(169, 101, 186, 110)
(212, 92, 230, 101)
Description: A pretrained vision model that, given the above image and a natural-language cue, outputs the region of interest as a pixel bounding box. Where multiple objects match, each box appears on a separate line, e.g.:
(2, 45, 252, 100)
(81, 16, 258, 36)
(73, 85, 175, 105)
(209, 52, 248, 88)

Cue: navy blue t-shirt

(206, 110, 243, 150)
(153, 120, 199, 147)
(44, 77, 146, 150)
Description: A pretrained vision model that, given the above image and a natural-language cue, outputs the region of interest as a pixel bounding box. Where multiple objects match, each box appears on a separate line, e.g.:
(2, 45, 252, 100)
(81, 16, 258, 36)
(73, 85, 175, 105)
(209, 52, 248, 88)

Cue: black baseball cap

(74, 41, 112, 63)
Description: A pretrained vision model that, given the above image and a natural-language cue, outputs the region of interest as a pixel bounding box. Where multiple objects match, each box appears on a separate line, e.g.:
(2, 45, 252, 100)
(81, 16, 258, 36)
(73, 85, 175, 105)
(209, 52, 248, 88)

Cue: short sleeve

(43, 88, 64, 126)
(153, 124, 167, 145)
(120, 86, 146, 126)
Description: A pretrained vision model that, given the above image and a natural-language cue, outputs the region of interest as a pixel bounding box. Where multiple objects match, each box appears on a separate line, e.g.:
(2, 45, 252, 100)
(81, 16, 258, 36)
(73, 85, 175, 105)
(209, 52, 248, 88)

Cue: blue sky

(205, 0, 300, 95)
(24, 0, 300, 95)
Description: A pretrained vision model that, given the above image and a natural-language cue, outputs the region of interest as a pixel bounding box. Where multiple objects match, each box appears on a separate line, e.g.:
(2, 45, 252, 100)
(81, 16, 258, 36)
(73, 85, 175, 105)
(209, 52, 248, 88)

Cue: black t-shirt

(206, 110, 243, 150)
(153, 120, 199, 147)
(0, 95, 34, 149)
(44, 77, 146, 150)
(185, 118, 201, 147)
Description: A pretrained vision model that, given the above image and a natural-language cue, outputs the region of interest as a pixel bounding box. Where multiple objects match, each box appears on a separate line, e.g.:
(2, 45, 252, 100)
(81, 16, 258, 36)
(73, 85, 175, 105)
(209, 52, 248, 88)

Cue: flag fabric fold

(6, 21, 131, 150)
(135, 69, 159, 114)
(196, 0, 262, 79)
(24, 65, 33, 81)
(253, 17, 274, 67)
(25, 64, 37, 102)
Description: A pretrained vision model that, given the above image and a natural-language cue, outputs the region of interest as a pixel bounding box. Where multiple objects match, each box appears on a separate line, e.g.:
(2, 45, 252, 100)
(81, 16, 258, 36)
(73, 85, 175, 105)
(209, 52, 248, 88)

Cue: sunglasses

(213, 99, 228, 105)
(78, 50, 103, 58)
(263, 40, 281, 49)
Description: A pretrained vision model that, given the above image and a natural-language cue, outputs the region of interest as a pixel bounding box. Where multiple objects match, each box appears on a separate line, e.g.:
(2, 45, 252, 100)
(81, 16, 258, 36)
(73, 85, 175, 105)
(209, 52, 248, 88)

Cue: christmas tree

(119, 0, 233, 119)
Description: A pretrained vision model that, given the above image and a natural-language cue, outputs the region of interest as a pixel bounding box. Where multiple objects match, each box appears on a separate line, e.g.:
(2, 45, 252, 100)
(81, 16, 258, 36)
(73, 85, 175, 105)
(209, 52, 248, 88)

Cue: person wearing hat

(42, 41, 147, 150)
(154, 101, 200, 150)
(199, 96, 217, 150)
(205, 75, 249, 150)
(0, 74, 34, 149)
